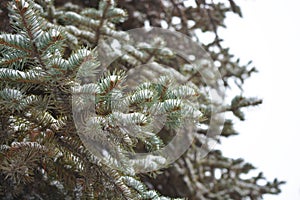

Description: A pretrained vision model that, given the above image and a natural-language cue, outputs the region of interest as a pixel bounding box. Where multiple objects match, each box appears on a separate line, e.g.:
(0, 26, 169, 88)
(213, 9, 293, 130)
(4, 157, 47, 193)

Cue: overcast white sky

(215, 0, 300, 199)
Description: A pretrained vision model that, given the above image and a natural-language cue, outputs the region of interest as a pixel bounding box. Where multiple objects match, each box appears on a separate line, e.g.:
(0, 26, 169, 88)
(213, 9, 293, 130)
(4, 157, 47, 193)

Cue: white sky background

(214, 0, 300, 199)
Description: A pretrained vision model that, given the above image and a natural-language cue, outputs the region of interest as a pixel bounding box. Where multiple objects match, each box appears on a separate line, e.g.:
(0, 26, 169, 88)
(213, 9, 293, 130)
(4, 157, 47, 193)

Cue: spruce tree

(0, 0, 284, 199)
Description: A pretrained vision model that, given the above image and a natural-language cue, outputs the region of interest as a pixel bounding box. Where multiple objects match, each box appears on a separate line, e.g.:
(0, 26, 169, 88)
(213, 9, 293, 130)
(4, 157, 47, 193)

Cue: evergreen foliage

(0, 0, 284, 199)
